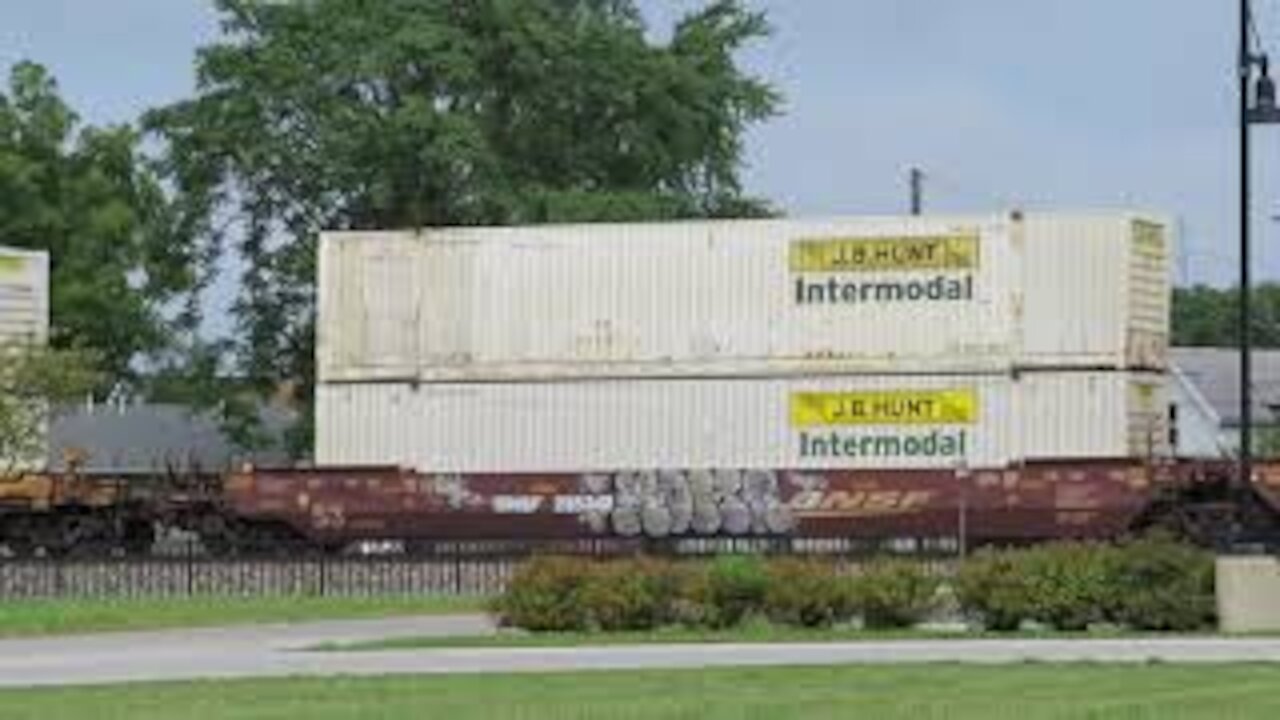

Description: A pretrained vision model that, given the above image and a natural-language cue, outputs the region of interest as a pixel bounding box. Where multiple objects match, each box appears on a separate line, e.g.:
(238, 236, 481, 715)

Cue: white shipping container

(0, 246, 49, 347)
(317, 211, 1171, 383)
(315, 371, 1170, 474)
(0, 245, 51, 473)
(1019, 214, 1169, 370)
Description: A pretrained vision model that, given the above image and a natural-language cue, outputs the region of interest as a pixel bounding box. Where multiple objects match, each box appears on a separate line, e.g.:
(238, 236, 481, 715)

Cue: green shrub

(1108, 534, 1216, 631)
(664, 561, 717, 628)
(494, 538, 1217, 636)
(851, 559, 940, 629)
(763, 558, 853, 628)
(492, 555, 593, 632)
(579, 557, 671, 631)
(1019, 542, 1118, 631)
(953, 547, 1033, 631)
(706, 555, 769, 628)
(956, 539, 1213, 633)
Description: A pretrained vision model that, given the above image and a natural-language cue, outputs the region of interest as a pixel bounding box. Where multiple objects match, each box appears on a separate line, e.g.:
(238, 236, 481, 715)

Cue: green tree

(1249, 425, 1280, 459)
(0, 61, 202, 394)
(1172, 285, 1234, 347)
(1172, 284, 1280, 348)
(141, 338, 286, 452)
(0, 342, 102, 477)
(147, 0, 781, 457)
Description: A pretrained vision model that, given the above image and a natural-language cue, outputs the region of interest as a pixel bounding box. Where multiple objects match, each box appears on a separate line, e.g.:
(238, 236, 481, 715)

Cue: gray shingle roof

(1171, 347, 1280, 428)
(47, 402, 296, 473)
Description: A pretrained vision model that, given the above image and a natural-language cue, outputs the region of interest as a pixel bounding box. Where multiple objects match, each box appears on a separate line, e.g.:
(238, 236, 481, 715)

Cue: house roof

(1171, 347, 1280, 428)
(47, 401, 296, 474)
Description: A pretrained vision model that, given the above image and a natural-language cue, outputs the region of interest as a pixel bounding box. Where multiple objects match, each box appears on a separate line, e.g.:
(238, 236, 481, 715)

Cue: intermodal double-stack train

(7, 211, 1280, 558)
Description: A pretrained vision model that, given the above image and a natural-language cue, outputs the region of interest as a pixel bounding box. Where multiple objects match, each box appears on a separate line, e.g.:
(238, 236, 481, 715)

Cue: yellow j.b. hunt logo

(0, 256, 26, 278)
(788, 233, 980, 273)
(790, 390, 979, 427)
(1132, 220, 1166, 262)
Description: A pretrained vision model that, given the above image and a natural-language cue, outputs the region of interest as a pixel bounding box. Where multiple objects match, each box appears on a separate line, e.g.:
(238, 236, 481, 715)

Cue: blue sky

(0, 1, 1273, 295)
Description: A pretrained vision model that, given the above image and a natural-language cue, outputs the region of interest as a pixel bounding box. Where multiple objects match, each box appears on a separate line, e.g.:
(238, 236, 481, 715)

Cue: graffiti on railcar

(459, 469, 946, 538)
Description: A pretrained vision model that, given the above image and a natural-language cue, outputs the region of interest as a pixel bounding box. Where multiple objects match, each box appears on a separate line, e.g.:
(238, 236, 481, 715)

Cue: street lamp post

(1239, 0, 1280, 513)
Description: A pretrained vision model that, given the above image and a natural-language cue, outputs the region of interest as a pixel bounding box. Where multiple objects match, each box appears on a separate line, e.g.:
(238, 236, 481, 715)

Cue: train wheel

(2, 538, 34, 559)
(1131, 500, 1239, 550)
(1, 516, 34, 558)
(27, 516, 72, 558)
(195, 514, 237, 557)
(312, 540, 349, 557)
(201, 535, 234, 558)
(120, 520, 156, 557)
(62, 514, 117, 559)
(241, 521, 315, 558)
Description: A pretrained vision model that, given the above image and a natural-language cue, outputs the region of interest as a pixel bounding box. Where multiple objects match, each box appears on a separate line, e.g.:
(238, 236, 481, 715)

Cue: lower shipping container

(1, 246, 50, 472)
(316, 371, 1170, 474)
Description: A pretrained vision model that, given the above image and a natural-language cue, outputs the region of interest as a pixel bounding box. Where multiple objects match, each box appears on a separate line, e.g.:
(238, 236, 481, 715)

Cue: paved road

(3, 618, 1280, 688)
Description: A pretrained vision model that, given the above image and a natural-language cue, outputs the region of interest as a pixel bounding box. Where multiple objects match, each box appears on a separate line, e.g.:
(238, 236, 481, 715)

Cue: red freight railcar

(207, 459, 1280, 553)
(5, 459, 1279, 557)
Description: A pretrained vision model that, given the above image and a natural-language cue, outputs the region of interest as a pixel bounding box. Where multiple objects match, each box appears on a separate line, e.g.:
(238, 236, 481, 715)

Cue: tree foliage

(0, 342, 102, 476)
(0, 62, 199, 394)
(1247, 426, 1280, 459)
(147, 0, 781, 456)
(140, 338, 288, 452)
(1172, 284, 1280, 348)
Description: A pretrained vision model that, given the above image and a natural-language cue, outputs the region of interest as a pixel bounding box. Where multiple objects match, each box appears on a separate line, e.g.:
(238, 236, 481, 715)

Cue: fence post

(54, 556, 65, 598)
(453, 546, 463, 596)
(186, 540, 195, 597)
(318, 553, 327, 597)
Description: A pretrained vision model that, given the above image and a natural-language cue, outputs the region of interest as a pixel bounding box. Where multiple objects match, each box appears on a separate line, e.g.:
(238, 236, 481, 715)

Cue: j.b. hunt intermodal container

(0, 245, 51, 472)
(315, 371, 1170, 474)
(316, 211, 1171, 383)
(0, 245, 48, 348)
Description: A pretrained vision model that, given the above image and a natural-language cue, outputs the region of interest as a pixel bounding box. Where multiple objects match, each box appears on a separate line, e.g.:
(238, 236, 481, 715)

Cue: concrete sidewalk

(4, 617, 1280, 688)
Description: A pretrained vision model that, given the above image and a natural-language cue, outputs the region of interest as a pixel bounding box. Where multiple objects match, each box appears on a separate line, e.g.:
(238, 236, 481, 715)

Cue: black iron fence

(0, 556, 518, 599)
(0, 537, 961, 600)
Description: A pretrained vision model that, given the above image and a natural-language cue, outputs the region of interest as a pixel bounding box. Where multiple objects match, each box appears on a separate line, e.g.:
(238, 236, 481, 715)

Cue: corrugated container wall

(1019, 215, 1169, 370)
(0, 246, 52, 472)
(0, 246, 49, 347)
(316, 372, 1170, 474)
(317, 212, 1171, 383)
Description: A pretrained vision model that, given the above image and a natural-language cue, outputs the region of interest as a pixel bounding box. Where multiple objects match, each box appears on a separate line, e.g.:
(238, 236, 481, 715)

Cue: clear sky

(1, 1, 1275, 293)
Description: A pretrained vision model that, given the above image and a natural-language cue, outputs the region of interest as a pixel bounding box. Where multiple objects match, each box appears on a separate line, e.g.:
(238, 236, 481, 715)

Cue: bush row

(493, 534, 1217, 634)
(955, 535, 1216, 632)
(492, 554, 938, 632)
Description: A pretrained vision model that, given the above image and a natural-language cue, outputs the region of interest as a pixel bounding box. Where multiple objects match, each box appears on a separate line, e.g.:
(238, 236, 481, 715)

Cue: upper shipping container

(317, 211, 1172, 383)
(0, 246, 49, 348)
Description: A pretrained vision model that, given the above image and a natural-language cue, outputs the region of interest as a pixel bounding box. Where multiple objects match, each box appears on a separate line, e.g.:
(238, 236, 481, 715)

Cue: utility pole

(1241, 0, 1254, 503)
(1238, 0, 1280, 518)
(909, 167, 924, 216)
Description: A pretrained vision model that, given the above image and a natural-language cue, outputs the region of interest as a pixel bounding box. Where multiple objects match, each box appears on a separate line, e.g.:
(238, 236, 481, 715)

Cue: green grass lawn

(0, 595, 488, 637)
(3, 664, 1280, 719)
